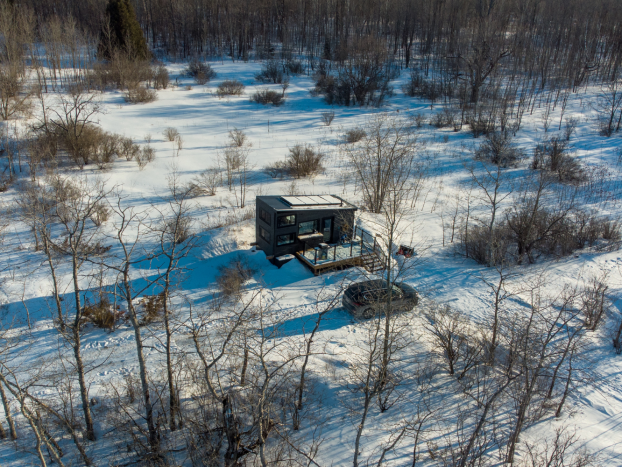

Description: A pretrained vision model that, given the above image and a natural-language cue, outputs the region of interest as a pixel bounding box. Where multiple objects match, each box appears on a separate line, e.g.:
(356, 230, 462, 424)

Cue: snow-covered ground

(1, 60, 622, 466)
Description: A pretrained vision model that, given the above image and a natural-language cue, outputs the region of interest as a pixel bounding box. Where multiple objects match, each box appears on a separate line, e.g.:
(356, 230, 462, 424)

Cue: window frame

(298, 219, 319, 235)
(276, 233, 296, 246)
(259, 208, 271, 226)
(277, 214, 297, 228)
(259, 226, 271, 242)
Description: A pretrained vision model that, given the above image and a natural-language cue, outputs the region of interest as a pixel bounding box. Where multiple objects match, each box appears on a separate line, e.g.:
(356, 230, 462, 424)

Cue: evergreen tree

(98, 0, 149, 60)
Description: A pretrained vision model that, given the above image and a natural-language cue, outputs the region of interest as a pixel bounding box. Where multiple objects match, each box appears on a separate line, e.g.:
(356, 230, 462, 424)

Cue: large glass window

(259, 226, 270, 242)
(277, 214, 296, 228)
(277, 233, 295, 245)
(259, 208, 271, 226)
(298, 220, 319, 235)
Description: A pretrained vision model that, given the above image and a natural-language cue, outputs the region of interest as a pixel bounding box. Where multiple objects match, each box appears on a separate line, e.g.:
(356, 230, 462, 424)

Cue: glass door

(322, 218, 333, 242)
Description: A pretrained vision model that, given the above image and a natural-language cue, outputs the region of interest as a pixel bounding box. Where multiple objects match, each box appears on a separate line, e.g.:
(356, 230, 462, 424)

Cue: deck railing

(298, 226, 385, 266)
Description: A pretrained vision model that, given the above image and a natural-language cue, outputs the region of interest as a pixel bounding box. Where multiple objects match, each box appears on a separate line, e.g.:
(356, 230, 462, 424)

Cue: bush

(475, 132, 523, 167)
(163, 127, 180, 141)
(141, 293, 165, 325)
(119, 137, 141, 161)
(82, 296, 124, 330)
(92, 133, 119, 170)
(136, 145, 155, 170)
(263, 160, 287, 179)
(466, 112, 496, 137)
(430, 108, 457, 129)
(321, 111, 335, 126)
(460, 223, 512, 266)
(285, 59, 304, 75)
(216, 256, 256, 297)
(313, 58, 394, 107)
(92, 57, 154, 91)
(124, 85, 157, 104)
(402, 71, 442, 102)
(185, 60, 217, 84)
(463, 207, 621, 265)
(411, 113, 426, 128)
(312, 39, 395, 107)
(251, 89, 285, 106)
(285, 145, 324, 178)
(344, 127, 366, 143)
(532, 136, 584, 183)
(255, 60, 284, 83)
(153, 64, 170, 89)
(216, 80, 245, 97)
(189, 167, 221, 196)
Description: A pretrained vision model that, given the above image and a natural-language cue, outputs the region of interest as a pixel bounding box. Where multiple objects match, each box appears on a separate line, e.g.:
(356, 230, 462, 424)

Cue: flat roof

(257, 195, 357, 211)
(281, 195, 343, 207)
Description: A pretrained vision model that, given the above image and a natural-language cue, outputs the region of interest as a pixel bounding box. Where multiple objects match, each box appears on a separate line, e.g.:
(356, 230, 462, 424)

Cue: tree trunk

(0, 380, 17, 439)
(71, 256, 96, 442)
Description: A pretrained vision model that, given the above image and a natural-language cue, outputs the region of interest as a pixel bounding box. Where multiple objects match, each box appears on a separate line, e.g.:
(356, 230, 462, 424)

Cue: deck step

(360, 252, 384, 273)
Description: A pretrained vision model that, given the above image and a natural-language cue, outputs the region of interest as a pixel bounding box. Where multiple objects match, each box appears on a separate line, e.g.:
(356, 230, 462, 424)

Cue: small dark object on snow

(397, 245, 415, 258)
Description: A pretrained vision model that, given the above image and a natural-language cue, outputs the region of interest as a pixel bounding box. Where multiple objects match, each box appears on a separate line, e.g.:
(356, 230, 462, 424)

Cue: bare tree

(466, 158, 513, 266)
(151, 172, 198, 431)
(594, 80, 622, 136)
(105, 195, 162, 455)
(44, 84, 102, 167)
(342, 113, 419, 214)
(36, 175, 111, 442)
(0, 66, 33, 121)
(505, 286, 582, 464)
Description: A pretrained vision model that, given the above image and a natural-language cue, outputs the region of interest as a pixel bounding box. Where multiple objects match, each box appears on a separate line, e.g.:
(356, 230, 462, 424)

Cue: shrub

(164, 216, 192, 244)
(255, 60, 284, 84)
(92, 57, 153, 91)
(462, 208, 621, 265)
(82, 296, 124, 330)
(532, 136, 584, 183)
(313, 59, 394, 107)
(189, 167, 221, 196)
(141, 293, 165, 325)
(411, 113, 426, 128)
(153, 64, 170, 89)
(163, 127, 179, 141)
(321, 111, 335, 126)
(402, 71, 442, 102)
(430, 108, 457, 129)
(460, 223, 512, 266)
(92, 133, 119, 170)
(285, 145, 324, 178)
(136, 145, 155, 169)
(263, 160, 287, 179)
(285, 59, 304, 75)
(228, 128, 248, 147)
(185, 60, 217, 84)
(124, 85, 157, 104)
(216, 256, 256, 297)
(475, 132, 523, 167)
(89, 202, 110, 226)
(466, 111, 496, 137)
(251, 89, 285, 106)
(216, 80, 245, 97)
(119, 137, 141, 161)
(344, 127, 366, 143)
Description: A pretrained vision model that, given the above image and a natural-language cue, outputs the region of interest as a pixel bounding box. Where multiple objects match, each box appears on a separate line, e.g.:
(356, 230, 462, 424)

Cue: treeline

(15, 0, 622, 87)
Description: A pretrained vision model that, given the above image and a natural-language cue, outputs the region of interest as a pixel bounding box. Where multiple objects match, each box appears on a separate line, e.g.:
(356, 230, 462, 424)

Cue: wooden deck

(294, 251, 364, 275)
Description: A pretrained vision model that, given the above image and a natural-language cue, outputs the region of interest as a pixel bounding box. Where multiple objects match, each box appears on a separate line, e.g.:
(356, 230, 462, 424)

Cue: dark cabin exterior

(255, 195, 357, 258)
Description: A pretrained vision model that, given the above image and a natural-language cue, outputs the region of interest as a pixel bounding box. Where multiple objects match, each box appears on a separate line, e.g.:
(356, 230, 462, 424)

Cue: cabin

(255, 194, 357, 258)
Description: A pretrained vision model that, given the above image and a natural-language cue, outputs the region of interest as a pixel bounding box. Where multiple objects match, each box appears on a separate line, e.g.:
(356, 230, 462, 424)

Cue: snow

(1, 59, 622, 465)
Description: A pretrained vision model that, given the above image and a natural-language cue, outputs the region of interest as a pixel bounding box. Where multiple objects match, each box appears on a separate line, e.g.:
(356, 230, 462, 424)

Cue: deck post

(333, 245, 336, 260)
(314, 248, 317, 264)
(350, 241, 353, 257)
